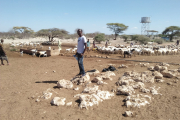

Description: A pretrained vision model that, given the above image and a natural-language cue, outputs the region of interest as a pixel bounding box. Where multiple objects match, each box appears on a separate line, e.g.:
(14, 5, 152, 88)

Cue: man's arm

(82, 43, 87, 56)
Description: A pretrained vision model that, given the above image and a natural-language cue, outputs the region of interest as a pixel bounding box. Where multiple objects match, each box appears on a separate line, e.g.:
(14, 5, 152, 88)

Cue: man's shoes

(76, 73, 82, 76)
(81, 74, 86, 78)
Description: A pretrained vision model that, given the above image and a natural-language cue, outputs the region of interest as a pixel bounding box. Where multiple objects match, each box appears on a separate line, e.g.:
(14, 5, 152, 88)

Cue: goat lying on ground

(124, 49, 135, 58)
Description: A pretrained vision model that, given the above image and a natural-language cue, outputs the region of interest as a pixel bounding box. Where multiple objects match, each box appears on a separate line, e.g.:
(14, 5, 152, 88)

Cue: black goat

(124, 49, 135, 58)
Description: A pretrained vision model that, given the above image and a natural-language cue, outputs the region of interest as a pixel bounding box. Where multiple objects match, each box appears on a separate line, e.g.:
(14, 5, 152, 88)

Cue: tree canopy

(106, 23, 128, 40)
(12, 26, 34, 39)
(13, 26, 34, 34)
(162, 26, 180, 41)
(94, 33, 106, 43)
(36, 28, 69, 42)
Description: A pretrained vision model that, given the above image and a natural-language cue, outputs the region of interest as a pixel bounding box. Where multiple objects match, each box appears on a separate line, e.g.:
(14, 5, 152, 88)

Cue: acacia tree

(106, 23, 128, 40)
(13, 26, 34, 38)
(36, 28, 69, 42)
(162, 26, 180, 41)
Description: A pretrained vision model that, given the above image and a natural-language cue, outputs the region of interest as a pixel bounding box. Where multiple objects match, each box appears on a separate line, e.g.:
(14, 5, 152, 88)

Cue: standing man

(58, 39, 61, 52)
(76, 29, 87, 77)
(130, 42, 133, 47)
(93, 40, 95, 48)
(105, 41, 108, 48)
(87, 39, 90, 53)
(176, 40, 179, 46)
(1, 39, 4, 45)
(0, 44, 9, 66)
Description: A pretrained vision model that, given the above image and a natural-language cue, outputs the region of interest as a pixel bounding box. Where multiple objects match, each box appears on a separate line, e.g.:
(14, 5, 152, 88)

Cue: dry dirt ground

(0, 45, 180, 120)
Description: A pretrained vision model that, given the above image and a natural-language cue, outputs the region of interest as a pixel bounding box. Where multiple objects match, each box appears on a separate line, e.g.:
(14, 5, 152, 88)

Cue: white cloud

(132, 27, 138, 29)
(64, 13, 68, 15)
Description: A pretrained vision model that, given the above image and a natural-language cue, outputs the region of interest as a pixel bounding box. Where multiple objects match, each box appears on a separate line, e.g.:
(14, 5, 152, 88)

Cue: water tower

(140, 17, 151, 35)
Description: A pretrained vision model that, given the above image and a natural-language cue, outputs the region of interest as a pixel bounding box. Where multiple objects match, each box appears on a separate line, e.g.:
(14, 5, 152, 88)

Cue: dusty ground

(0, 44, 180, 120)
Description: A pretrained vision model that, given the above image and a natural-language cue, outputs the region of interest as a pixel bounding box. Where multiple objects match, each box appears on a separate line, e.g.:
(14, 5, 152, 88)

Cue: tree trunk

(170, 35, 173, 41)
(114, 33, 117, 40)
(48, 36, 51, 41)
(51, 37, 54, 42)
(170, 31, 174, 41)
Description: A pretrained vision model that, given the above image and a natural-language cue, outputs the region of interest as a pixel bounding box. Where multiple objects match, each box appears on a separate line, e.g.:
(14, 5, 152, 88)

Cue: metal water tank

(141, 17, 150, 23)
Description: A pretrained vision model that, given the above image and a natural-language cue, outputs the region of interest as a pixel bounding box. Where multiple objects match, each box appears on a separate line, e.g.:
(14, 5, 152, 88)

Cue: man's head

(77, 29, 83, 36)
(88, 39, 89, 42)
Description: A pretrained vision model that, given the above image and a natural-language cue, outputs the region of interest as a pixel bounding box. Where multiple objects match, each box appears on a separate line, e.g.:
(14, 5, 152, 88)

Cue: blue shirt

(87, 41, 90, 47)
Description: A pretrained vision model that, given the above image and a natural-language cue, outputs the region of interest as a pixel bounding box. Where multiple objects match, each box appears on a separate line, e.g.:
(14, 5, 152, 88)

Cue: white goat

(66, 48, 72, 53)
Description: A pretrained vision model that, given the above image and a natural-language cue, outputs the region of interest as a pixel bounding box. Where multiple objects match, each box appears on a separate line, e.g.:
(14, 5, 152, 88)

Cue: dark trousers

(77, 53, 85, 75)
(0, 56, 9, 64)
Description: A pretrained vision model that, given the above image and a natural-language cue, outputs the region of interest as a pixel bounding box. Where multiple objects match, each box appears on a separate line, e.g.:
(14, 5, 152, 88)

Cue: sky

(0, 0, 180, 35)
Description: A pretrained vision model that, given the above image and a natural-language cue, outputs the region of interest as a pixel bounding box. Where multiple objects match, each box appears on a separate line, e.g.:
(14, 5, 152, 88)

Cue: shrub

(154, 39, 164, 44)
(136, 35, 150, 44)
(10, 36, 15, 40)
(121, 34, 129, 42)
(64, 35, 71, 39)
(130, 35, 139, 41)
(94, 33, 106, 43)
(10, 48, 17, 51)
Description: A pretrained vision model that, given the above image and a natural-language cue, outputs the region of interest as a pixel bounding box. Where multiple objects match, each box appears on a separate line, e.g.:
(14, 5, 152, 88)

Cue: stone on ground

(153, 71, 163, 79)
(57, 79, 73, 88)
(161, 70, 175, 78)
(51, 97, 66, 106)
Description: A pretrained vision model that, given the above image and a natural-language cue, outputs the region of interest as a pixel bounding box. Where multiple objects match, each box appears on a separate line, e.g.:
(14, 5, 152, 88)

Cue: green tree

(13, 26, 34, 34)
(121, 34, 129, 42)
(36, 28, 69, 42)
(94, 33, 106, 44)
(106, 23, 128, 40)
(13, 26, 34, 39)
(162, 26, 180, 41)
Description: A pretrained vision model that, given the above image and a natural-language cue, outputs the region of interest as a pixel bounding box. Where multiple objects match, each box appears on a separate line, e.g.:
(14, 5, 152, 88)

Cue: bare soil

(0, 44, 180, 120)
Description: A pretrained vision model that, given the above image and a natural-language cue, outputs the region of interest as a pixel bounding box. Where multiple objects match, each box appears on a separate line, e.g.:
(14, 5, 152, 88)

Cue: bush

(10, 36, 15, 40)
(64, 36, 71, 39)
(10, 48, 17, 51)
(136, 35, 150, 44)
(130, 35, 139, 41)
(94, 33, 106, 43)
(121, 34, 129, 42)
(154, 39, 164, 44)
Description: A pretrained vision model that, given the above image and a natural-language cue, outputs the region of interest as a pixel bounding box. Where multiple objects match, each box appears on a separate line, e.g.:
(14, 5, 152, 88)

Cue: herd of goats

(95, 44, 180, 57)
(65, 43, 180, 58)
(9, 41, 180, 58)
